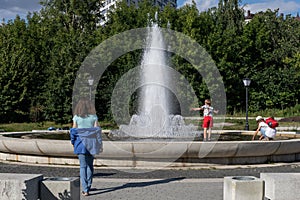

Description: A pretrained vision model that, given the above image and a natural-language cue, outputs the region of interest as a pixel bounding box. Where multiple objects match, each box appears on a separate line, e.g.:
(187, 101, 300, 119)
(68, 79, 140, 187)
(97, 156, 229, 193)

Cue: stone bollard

(261, 173, 300, 200)
(0, 173, 43, 200)
(40, 177, 80, 200)
(224, 176, 264, 200)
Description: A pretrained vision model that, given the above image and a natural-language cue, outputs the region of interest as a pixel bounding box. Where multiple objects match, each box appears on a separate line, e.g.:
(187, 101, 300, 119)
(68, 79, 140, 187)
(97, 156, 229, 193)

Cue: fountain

(111, 16, 200, 139)
(0, 15, 299, 168)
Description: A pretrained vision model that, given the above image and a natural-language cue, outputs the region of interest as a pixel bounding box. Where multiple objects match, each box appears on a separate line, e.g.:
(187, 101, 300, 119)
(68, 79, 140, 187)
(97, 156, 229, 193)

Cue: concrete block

(41, 177, 80, 200)
(224, 176, 264, 200)
(296, 153, 300, 161)
(260, 173, 300, 200)
(0, 173, 43, 200)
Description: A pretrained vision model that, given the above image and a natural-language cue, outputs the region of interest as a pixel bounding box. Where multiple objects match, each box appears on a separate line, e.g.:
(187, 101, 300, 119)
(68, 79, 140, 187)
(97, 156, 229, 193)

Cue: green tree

(40, 0, 102, 31)
(242, 9, 300, 111)
(37, 0, 102, 124)
(206, 0, 245, 113)
(0, 16, 46, 122)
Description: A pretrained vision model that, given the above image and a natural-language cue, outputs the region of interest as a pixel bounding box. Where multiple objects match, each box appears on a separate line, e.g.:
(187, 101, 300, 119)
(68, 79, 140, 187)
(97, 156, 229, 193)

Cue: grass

(224, 120, 299, 131)
(0, 122, 62, 132)
(0, 117, 299, 133)
(231, 104, 300, 118)
(0, 120, 117, 132)
(184, 117, 300, 131)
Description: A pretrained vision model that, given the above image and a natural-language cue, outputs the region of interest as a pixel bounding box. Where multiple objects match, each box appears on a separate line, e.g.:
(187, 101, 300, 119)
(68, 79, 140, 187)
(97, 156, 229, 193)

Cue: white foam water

(113, 18, 200, 138)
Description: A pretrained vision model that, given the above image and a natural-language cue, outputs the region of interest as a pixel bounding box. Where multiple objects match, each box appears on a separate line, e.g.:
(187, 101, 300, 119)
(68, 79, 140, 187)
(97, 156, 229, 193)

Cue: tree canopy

(0, 0, 299, 123)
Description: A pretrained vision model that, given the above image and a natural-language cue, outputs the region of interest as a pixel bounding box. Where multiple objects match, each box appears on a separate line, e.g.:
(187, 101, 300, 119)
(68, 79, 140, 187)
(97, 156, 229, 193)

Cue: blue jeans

(78, 154, 94, 193)
(260, 127, 267, 137)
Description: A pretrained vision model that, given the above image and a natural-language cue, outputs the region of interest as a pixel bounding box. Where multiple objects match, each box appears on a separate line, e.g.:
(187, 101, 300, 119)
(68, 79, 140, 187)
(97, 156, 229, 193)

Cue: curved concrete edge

(1, 131, 300, 166)
(273, 139, 300, 154)
(0, 137, 74, 157)
(2, 136, 300, 159)
(0, 152, 79, 166)
(1, 151, 300, 169)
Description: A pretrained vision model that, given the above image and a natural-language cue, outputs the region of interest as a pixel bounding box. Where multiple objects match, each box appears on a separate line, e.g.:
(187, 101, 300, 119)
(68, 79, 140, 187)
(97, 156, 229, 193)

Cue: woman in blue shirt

(71, 98, 101, 196)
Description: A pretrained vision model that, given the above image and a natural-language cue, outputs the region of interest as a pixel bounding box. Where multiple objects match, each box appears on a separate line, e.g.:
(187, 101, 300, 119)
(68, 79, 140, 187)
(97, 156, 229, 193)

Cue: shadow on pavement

(93, 172, 116, 177)
(88, 177, 186, 196)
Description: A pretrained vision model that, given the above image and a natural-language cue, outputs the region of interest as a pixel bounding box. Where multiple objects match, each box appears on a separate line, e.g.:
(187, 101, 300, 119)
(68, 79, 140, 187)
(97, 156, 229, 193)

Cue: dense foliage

(0, 0, 299, 123)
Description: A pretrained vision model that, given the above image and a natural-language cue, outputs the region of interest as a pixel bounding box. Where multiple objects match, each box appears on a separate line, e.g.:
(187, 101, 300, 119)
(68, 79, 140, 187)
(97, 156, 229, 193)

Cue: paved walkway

(1, 161, 300, 199)
(85, 178, 223, 200)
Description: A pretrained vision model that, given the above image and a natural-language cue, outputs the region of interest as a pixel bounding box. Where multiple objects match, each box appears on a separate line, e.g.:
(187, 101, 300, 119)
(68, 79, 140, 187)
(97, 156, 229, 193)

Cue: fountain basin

(0, 131, 299, 167)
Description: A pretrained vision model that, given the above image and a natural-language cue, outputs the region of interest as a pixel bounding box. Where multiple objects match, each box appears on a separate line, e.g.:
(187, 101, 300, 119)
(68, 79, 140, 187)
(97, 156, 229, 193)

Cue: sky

(0, 0, 299, 22)
(179, 0, 300, 16)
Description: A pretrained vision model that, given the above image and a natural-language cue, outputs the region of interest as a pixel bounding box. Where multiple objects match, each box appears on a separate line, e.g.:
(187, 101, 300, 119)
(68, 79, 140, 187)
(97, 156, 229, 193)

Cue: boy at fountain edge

(191, 99, 219, 141)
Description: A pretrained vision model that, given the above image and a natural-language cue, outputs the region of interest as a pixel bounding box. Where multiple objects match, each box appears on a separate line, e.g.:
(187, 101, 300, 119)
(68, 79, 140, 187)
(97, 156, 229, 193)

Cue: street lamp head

(243, 78, 251, 87)
(88, 76, 94, 86)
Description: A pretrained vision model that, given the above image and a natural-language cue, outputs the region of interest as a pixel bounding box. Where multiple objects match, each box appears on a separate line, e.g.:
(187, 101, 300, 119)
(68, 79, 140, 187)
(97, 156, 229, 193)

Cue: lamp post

(243, 78, 251, 130)
(88, 76, 94, 101)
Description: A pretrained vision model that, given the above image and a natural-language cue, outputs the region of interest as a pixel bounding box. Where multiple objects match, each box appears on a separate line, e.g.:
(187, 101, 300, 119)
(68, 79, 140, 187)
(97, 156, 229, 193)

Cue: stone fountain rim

(0, 130, 299, 167)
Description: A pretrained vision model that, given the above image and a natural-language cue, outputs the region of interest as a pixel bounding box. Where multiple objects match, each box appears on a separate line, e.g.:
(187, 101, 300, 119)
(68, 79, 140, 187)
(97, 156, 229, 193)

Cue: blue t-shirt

(73, 114, 98, 128)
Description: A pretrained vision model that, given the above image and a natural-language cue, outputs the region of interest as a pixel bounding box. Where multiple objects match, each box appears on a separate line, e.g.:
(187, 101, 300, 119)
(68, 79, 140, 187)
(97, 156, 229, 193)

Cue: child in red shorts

(191, 99, 218, 141)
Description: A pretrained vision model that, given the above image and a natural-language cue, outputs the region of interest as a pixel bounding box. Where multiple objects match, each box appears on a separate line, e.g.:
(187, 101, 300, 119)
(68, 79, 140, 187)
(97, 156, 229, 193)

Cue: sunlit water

(112, 19, 199, 138)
